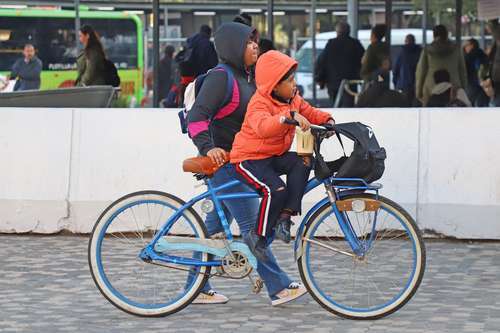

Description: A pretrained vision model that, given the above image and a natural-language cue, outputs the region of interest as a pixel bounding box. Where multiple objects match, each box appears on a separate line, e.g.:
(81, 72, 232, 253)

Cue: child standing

(230, 50, 334, 258)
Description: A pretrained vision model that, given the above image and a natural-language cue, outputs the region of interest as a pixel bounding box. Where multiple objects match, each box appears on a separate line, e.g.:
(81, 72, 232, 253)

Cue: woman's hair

(80, 25, 105, 58)
(372, 24, 386, 41)
(433, 25, 448, 40)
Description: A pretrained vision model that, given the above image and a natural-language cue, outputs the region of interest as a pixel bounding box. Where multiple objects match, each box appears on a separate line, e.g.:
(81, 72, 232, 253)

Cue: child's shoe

(274, 216, 293, 243)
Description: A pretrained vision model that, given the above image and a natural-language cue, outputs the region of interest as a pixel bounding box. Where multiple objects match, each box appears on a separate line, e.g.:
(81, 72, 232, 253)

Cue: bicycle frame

(141, 173, 381, 268)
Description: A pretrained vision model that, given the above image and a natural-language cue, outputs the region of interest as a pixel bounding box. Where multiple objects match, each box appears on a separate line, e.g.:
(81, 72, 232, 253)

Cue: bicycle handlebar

(279, 117, 334, 132)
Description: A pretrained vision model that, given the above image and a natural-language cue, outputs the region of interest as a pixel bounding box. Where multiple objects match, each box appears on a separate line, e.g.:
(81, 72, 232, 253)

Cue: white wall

(0, 107, 499, 238)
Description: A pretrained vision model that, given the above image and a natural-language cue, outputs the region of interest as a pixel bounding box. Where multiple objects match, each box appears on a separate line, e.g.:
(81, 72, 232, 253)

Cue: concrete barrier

(0, 107, 499, 238)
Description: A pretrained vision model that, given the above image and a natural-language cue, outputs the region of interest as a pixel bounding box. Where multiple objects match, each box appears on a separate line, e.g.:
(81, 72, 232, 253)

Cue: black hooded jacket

(187, 22, 256, 156)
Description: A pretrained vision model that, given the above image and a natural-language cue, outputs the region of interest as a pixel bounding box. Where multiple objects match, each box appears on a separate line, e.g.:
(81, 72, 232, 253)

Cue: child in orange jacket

(230, 50, 334, 258)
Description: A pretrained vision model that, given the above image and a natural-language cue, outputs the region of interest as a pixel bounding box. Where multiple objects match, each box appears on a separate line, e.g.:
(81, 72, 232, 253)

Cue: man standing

(463, 38, 489, 106)
(315, 22, 364, 107)
(158, 45, 176, 102)
(393, 34, 422, 105)
(9, 44, 42, 91)
(186, 25, 218, 77)
(416, 25, 467, 105)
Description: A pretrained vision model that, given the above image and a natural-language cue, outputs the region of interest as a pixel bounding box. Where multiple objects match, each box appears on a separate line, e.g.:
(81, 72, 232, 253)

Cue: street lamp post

(267, 0, 274, 43)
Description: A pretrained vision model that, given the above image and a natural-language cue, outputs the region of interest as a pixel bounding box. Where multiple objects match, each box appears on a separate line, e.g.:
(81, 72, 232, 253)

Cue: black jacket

(187, 22, 256, 156)
(357, 80, 409, 108)
(315, 35, 365, 93)
(187, 31, 218, 77)
(393, 44, 421, 91)
(465, 48, 488, 88)
(158, 56, 174, 101)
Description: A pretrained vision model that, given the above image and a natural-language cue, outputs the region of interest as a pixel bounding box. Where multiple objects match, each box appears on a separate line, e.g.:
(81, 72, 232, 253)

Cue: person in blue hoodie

(393, 34, 421, 106)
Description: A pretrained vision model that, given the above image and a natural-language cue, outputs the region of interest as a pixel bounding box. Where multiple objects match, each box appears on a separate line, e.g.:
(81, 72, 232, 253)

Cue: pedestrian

(357, 59, 409, 108)
(8, 44, 42, 91)
(360, 24, 390, 84)
(75, 25, 106, 86)
(393, 34, 421, 105)
(488, 19, 500, 106)
(233, 13, 252, 27)
(258, 38, 275, 56)
(315, 21, 365, 107)
(158, 45, 176, 102)
(416, 25, 467, 106)
(186, 25, 218, 78)
(185, 22, 305, 306)
(426, 69, 471, 107)
(463, 38, 489, 107)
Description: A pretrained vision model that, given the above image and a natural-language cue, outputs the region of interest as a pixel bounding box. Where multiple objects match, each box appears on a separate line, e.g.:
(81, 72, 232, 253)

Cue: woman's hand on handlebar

(207, 148, 228, 166)
(293, 112, 311, 131)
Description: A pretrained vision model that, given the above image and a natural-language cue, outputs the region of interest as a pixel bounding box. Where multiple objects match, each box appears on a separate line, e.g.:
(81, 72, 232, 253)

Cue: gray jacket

(187, 22, 256, 156)
(10, 56, 42, 91)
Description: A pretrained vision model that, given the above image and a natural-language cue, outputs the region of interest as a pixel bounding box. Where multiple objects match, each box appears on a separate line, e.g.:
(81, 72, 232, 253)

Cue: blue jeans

(186, 164, 292, 297)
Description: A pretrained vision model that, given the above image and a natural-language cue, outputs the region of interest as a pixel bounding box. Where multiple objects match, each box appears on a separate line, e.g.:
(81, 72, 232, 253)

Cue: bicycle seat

(182, 154, 228, 177)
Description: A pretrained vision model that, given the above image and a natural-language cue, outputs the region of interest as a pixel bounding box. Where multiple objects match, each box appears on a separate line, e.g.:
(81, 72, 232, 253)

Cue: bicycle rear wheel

(298, 193, 425, 319)
(88, 190, 210, 317)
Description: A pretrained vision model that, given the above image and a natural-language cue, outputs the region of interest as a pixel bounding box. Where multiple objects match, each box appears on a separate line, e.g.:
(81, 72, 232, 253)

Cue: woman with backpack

(185, 22, 307, 306)
(75, 25, 107, 87)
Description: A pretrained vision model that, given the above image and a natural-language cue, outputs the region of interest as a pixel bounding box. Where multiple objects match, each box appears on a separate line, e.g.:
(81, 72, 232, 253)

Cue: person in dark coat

(357, 60, 409, 108)
(488, 19, 500, 106)
(158, 45, 175, 102)
(9, 44, 42, 91)
(463, 38, 489, 107)
(315, 21, 365, 107)
(186, 25, 218, 77)
(393, 34, 421, 105)
(361, 24, 390, 84)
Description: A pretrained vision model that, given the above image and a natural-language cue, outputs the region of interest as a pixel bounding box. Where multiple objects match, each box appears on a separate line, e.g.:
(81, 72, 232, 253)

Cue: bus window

(0, 16, 137, 72)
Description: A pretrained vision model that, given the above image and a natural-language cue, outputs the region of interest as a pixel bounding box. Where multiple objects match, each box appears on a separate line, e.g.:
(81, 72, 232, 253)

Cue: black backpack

(103, 59, 120, 87)
(314, 122, 386, 185)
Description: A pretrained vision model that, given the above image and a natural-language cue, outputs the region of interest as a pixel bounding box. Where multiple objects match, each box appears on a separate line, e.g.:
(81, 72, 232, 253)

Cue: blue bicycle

(88, 122, 426, 319)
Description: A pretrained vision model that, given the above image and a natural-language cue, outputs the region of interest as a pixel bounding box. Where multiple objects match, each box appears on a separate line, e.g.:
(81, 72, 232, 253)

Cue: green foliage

(412, 0, 477, 16)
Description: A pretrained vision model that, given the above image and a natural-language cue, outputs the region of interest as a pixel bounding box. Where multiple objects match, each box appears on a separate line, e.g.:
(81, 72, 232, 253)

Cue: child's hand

(293, 113, 311, 131)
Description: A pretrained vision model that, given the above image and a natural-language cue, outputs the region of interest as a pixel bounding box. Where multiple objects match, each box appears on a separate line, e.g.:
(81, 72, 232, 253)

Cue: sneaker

(243, 230, 268, 261)
(274, 216, 293, 243)
(192, 290, 229, 304)
(271, 282, 308, 306)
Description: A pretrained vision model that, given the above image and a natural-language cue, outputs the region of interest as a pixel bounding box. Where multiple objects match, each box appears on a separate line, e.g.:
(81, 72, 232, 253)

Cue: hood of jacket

(255, 50, 297, 100)
(427, 40, 456, 56)
(214, 22, 255, 71)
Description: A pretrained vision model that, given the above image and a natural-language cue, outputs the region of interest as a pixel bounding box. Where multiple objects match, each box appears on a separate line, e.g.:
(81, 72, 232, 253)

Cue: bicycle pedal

(252, 277, 264, 294)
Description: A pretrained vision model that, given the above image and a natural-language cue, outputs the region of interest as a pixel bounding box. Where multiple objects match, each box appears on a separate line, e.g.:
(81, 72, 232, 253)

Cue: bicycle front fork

(324, 183, 365, 257)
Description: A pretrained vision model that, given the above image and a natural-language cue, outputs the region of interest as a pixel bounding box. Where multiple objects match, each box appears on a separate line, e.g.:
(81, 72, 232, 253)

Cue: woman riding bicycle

(186, 22, 306, 305)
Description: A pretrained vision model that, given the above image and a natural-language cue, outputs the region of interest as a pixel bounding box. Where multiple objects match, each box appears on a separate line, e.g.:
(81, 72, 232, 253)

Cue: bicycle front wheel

(88, 190, 210, 317)
(298, 193, 425, 319)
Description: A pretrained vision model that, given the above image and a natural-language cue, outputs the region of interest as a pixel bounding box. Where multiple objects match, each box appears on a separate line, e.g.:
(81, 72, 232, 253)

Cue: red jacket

(230, 50, 332, 163)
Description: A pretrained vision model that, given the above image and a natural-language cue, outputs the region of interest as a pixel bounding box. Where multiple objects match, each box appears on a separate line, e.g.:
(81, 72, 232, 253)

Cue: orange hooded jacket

(230, 50, 333, 163)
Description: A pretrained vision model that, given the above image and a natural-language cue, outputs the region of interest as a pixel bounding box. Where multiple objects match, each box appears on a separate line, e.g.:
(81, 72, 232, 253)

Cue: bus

(0, 7, 144, 104)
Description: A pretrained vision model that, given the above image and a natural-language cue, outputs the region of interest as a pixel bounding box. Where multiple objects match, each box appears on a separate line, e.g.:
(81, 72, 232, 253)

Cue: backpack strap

(335, 131, 348, 158)
(211, 63, 240, 121)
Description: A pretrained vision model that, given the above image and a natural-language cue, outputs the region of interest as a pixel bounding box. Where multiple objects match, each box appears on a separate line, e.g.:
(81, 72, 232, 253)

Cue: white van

(295, 29, 434, 105)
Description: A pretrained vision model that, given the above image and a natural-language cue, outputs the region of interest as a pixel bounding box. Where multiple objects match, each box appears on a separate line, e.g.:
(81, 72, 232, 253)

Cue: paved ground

(0, 235, 499, 333)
